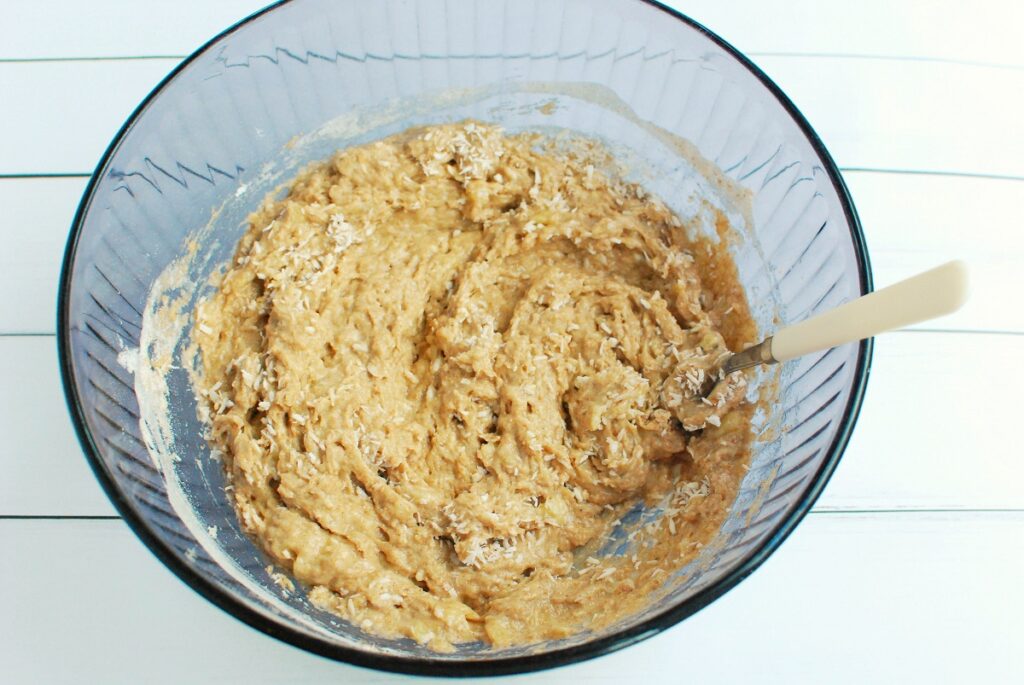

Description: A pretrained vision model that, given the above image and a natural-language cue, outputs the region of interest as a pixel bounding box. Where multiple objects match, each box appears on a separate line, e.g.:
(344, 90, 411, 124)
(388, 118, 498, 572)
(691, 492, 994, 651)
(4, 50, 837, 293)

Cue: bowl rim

(57, 0, 873, 676)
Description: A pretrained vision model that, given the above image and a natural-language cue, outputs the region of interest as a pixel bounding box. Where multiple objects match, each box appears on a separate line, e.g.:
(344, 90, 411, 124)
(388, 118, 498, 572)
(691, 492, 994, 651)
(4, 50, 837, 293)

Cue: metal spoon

(720, 260, 970, 376)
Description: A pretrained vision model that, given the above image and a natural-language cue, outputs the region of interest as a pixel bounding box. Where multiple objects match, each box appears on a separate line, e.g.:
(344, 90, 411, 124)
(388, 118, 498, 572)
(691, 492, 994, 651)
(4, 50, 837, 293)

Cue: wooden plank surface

(3, 172, 1019, 335)
(3, 0, 1022, 66)
(4, 55, 1023, 178)
(4, 513, 1021, 684)
(0, 177, 83, 335)
(0, 336, 111, 516)
(4, 331, 1021, 517)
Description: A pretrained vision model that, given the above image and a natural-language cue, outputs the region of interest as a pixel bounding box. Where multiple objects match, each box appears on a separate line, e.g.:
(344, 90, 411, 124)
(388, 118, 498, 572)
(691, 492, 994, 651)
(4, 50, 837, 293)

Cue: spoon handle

(723, 260, 969, 373)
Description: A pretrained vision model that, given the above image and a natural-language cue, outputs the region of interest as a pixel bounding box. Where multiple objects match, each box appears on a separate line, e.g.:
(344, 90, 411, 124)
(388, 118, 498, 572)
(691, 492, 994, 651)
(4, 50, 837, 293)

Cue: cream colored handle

(769, 260, 970, 362)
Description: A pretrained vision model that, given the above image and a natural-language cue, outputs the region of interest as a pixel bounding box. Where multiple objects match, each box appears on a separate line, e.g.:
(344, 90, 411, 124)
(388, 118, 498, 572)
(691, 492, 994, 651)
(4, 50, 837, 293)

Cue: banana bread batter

(194, 123, 755, 650)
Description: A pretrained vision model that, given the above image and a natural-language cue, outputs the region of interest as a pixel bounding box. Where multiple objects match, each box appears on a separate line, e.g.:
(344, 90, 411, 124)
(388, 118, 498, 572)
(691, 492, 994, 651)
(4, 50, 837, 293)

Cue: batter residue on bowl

(194, 122, 756, 650)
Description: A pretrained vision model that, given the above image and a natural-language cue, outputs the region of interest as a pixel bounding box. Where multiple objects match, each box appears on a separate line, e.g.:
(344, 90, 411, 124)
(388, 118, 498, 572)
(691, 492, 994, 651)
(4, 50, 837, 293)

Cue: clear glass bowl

(58, 0, 872, 676)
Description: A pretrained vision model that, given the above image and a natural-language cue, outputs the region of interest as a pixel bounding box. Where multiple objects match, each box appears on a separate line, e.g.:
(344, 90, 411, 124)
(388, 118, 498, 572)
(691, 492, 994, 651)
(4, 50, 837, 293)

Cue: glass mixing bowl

(58, 0, 872, 675)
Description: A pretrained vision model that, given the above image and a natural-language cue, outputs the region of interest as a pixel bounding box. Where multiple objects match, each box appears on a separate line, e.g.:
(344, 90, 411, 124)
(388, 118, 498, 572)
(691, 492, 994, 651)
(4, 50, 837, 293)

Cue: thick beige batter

(194, 122, 756, 650)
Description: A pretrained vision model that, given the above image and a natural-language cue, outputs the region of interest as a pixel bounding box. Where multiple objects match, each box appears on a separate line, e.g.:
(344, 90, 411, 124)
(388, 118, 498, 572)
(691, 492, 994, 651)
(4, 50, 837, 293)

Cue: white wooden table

(3, 1, 1023, 682)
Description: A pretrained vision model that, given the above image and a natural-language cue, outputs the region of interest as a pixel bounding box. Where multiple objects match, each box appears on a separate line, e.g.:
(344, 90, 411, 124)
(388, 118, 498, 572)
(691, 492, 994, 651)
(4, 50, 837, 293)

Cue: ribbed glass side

(61, 0, 869, 669)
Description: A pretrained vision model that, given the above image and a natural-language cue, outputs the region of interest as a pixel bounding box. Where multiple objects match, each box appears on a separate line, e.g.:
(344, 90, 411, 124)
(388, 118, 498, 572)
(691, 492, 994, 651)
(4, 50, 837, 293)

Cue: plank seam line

(7, 168, 1022, 183)
(4, 509, 1023, 521)
(2, 51, 1021, 71)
